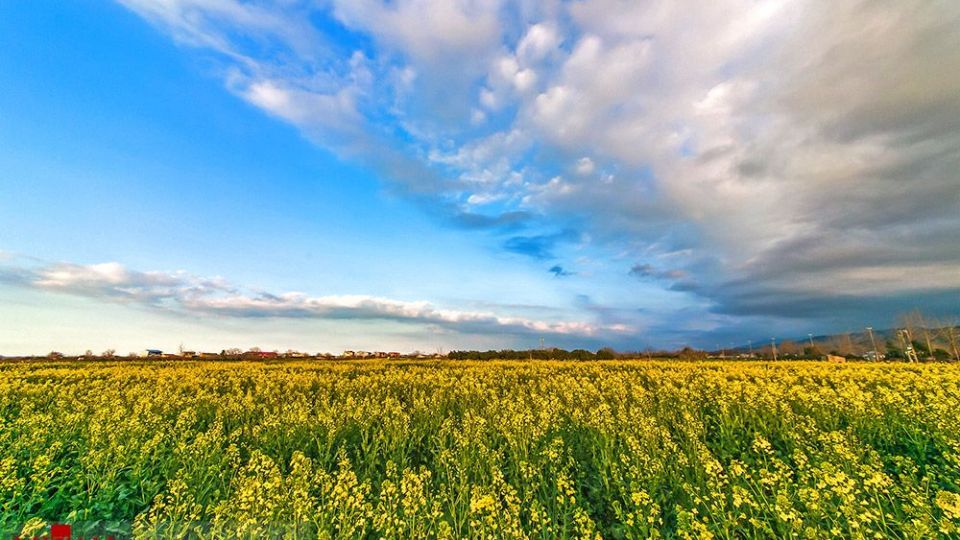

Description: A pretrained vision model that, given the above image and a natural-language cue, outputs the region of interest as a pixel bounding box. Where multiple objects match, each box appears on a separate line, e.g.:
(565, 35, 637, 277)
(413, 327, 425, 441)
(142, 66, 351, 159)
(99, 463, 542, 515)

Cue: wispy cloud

(1, 257, 629, 339)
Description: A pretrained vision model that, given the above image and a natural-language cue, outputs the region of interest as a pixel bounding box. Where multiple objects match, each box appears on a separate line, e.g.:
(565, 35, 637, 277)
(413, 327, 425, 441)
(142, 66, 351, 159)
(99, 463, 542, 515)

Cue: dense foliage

(2, 360, 959, 538)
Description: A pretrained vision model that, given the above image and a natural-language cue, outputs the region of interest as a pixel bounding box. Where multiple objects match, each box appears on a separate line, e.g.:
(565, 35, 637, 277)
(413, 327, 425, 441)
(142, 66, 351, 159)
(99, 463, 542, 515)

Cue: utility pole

(771, 338, 778, 361)
(748, 340, 753, 357)
(539, 336, 545, 350)
(898, 329, 919, 363)
(866, 327, 879, 361)
(807, 333, 816, 356)
(906, 329, 916, 362)
(947, 325, 960, 362)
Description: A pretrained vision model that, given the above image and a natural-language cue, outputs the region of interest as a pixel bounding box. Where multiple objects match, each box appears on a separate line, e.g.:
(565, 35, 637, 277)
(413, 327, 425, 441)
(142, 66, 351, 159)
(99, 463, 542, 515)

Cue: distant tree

(678, 347, 707, 361)
(900, 310, 936, 360)
(47, 351, 63, 359)
(569, 349, 595, 361)
(840, 332, 855, 356)
(753, 345, 770, 359)
(596, 347, 616, 360)
(779, 340, 801, 357)
(885, 341, 904, 360)
(944, 321, 960, 362)
(84, 350, 94, 358)
(102, 349, 116, 358)
(449, 348, 620, 361)
(823, 335, 845, 356)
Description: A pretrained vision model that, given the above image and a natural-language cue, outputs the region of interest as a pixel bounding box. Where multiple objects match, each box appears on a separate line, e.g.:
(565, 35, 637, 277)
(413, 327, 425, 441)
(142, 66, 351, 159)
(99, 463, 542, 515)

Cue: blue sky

(1, 0, 958, 355)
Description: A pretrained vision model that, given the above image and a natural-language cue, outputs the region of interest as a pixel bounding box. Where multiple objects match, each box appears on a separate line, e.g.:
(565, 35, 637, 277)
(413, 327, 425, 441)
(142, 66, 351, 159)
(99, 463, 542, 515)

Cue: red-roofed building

(246, 351, 279, 359)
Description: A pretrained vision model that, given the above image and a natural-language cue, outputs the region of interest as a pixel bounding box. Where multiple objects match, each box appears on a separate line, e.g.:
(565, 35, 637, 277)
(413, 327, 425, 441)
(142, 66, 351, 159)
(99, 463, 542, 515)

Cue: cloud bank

(114, 0, 960, 337)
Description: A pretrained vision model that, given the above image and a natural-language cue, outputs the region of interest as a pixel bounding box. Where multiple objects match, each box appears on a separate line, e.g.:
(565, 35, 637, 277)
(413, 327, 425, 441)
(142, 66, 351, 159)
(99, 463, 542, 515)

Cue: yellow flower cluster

(1, 359, 959, 538)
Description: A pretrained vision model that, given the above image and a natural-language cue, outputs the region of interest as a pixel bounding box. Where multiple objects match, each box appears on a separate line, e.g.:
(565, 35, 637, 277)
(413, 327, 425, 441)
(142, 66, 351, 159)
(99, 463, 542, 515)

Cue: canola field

(2, 360, 960, 539)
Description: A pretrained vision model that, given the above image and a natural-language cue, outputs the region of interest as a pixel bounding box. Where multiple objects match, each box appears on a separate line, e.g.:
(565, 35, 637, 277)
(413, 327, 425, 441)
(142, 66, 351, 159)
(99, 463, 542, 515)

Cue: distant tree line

(447, 348, 619, 361)
(6, 309, 956, 363)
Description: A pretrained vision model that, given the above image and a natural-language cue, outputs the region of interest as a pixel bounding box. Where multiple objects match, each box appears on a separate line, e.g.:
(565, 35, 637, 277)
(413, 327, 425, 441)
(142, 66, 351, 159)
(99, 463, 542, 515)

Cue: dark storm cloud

(705, 286, 960, 329)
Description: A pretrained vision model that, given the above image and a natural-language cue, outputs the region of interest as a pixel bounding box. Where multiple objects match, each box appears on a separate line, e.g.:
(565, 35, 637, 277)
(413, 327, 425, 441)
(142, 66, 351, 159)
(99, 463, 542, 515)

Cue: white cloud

(330, 0, 504, 65)
(575, 157, 595, 175)
(466, 192, 504, 206)
(117, 0, 324, 63)
(240, 79, 361, 134)
(516, 22, 561, 64)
